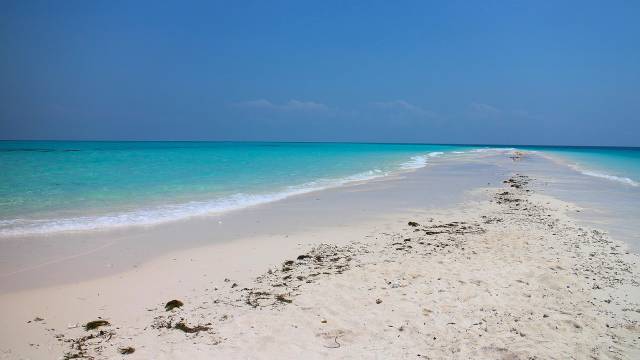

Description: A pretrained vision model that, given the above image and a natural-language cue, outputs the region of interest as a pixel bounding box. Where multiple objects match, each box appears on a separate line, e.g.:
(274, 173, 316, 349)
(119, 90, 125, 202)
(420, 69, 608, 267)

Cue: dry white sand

(1, 157, 639, 359)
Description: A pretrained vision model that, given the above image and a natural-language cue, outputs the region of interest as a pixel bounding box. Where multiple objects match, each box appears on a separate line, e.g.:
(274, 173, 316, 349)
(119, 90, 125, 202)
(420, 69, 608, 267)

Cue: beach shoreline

(0, 152, 509, 293)
(1, 152, 639, 359)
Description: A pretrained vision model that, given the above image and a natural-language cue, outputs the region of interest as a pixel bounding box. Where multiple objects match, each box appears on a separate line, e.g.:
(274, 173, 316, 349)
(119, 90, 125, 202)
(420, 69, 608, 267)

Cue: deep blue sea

(0, 141, 638, 236)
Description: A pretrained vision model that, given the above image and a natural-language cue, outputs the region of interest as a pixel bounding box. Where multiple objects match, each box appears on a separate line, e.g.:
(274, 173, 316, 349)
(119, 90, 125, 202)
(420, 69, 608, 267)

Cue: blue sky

(1, 0, 639, 146)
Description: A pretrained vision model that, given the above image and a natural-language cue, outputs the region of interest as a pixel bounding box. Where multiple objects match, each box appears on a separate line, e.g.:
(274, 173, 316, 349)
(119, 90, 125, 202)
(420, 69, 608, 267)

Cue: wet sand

(1, 152, 639, 359)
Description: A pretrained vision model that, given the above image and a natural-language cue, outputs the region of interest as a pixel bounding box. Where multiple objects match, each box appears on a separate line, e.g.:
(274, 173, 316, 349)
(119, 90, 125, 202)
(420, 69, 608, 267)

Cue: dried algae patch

(165, 299, 184, 311)
(84, 320, 109, 331)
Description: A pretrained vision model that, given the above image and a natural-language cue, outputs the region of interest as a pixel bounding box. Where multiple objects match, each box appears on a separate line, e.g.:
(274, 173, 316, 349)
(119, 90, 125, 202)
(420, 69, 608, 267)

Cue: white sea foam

(0, 168, 391, 237)
(469, 147, 518, 153)
(569, 165, 639, 187)
(400, 151, 443, 170)
(448, 148, 519, 156)
(538, 152, 639, 187)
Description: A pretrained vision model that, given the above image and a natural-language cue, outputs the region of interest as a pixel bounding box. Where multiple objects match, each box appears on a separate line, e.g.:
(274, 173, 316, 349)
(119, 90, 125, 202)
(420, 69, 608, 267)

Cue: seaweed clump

(275, 294, 292, 303)
(84, 320, 110, 331)
(119, 346, 135, 355)
(165, 299, 184, 311)
(174, 321, 210, 333)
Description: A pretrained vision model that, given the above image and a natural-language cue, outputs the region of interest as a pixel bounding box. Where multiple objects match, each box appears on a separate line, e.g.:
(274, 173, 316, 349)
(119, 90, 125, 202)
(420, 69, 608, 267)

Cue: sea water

(0, 141, 464, 236)
(0, 141, 638, 237)
(523, 146, 640, 187)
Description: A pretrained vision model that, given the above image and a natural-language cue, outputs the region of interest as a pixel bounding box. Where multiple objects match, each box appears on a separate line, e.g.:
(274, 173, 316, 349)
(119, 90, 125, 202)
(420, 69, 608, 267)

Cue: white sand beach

(3, 1, 640, 358)
(1, 152, 639, 359)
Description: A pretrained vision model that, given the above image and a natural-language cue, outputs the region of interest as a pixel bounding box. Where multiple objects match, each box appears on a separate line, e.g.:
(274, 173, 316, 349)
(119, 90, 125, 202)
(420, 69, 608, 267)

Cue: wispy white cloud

(233, 99, 329, 112)
(470, 102, 502, 116)
(282, 100, 329, 111)
(370, 100, 438, 118)
(469, 102, 534, 120)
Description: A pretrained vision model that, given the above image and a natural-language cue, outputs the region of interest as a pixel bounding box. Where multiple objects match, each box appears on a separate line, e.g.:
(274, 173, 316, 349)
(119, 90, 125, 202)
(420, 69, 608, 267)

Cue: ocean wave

(448, 148, 519, 156)
(570, 166, 638, 187)
(538, 152, 639, 187)
(400, 151, 443, 170)
(469, 147, 518, 153)
(0, 169, 391, 237)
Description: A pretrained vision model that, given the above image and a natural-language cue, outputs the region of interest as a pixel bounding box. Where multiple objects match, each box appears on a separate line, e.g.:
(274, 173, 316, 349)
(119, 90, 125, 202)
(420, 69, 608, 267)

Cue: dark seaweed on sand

(174, 322, 210, 333)
(84, 320, 110, 331)
(165, 299, 184, 311)
(119, 346, 135, 354)
(275, 294, 292, 303)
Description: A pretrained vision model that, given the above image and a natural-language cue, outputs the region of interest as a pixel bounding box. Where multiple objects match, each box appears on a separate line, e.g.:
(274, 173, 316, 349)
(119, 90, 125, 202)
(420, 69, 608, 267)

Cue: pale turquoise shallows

(0, 141, 638, 236)
(0, 141, 465, 235)
(522, 146, 640, 187)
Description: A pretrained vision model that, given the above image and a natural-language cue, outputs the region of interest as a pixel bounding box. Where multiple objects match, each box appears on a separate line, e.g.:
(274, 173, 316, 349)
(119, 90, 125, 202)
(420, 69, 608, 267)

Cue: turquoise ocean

(0, 141, 638, 237)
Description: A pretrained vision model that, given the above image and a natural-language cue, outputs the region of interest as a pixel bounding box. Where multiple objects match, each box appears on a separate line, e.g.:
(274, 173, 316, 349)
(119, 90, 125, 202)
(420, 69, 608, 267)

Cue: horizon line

(0, 139, 639, 149)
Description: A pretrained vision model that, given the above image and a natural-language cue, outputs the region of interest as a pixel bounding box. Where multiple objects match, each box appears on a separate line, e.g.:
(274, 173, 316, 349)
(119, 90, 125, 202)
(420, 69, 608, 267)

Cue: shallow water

(522, 146, 640, 187)
(0, 142, 466, 236)
(0, 141, 638, 237)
